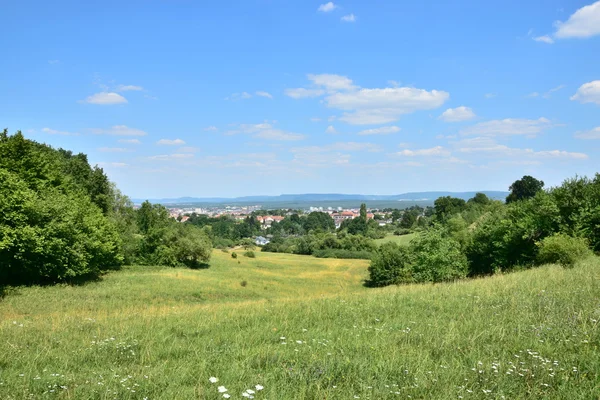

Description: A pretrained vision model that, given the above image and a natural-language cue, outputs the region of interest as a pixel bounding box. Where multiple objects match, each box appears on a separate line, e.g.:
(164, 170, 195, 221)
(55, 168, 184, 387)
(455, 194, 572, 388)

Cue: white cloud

(357, 126, 401, 135)
(439, 106, 476, 122)
(228, 122, 306, 141)
(325, 125, 338, 134)
(116, 85, 143, 92)
(397, 146, 450, 157)
(308, 73, 356, 91)
(457, 137, 588, 159)
(328, 87, 450, 125)
(157, 139, 186, 145)
(460, 117, 553, 137)
(484, 93, 497, 99)
(118, 139, 141, 144)
(318, 2, 337, 12)
(226, 92, 253, 101)
(571, 80, 600, 105)
(204, 126, 218, 131)
(91, 125, 147, 136)
(284, 88, 325, 99)
(575, 126, 600, 139)
(341, 14, 356, 22)
(527, 92, 540, 98)
(41, 127, 79, 136)
(533, 35, 554, 44)
(81, 92, 127, 105)
(254, 129, 305, 141)
(554, 0, 600, 39)
(98, 147, 129, 153)
(255, 91, 273, 99)
(543, 84, 566, 98)
(310, 117, 322, 122)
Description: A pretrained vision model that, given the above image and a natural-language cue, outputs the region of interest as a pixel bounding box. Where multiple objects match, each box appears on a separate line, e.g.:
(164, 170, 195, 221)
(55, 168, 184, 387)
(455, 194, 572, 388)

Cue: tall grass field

(1, 250, 599, 399)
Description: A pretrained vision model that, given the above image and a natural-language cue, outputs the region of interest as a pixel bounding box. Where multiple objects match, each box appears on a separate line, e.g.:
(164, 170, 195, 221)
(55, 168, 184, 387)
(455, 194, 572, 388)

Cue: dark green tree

(506, 175, 544, 203)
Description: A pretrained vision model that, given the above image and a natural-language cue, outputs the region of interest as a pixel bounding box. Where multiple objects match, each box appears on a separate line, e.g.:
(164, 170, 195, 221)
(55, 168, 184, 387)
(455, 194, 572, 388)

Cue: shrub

(231, 252, 238, 259)
(409, 229, 468, 283)
(536, 234, 592, 268)
(244, 250, 256, 258)
(367, 243, 413, 286)
(394, 228, 412, 236)
(240, 280, 247, 287)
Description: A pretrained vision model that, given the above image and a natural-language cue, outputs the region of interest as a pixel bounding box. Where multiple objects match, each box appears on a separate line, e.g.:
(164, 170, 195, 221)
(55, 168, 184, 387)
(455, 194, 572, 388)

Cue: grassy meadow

(374, 233, 417, 247)
(1, 250, 599, 399)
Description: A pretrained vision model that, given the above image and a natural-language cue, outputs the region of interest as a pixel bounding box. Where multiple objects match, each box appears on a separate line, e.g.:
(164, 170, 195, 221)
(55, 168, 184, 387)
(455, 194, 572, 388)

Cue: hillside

(1, 250, 599, 399)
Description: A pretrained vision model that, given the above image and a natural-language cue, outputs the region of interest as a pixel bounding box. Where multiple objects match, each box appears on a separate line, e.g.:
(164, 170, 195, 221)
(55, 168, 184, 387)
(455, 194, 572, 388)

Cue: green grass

(1, 250, 599, 399)
(374, 233, 417, 246)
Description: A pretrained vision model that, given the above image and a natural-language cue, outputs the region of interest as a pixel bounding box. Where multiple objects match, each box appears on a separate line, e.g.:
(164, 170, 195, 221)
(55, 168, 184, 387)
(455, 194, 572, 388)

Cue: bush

(313, 249, 373, 260)
(231, 252, 238, 259)
(368, 243, 413, 286)
(409, 229, 468, 283)
(536, 234, 592, 268)
(243, 250, 256, 258)
(0, 170, 123, 284)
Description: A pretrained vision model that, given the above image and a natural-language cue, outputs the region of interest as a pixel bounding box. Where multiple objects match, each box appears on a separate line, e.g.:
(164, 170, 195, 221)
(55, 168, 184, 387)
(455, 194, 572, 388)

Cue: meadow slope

(1, 250, 599, 399)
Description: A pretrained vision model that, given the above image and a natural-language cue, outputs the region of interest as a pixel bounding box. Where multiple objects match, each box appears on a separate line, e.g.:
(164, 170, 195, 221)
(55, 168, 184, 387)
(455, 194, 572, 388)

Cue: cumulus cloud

(284, 88, 325, 99)
(341, 14, 356, 22)
(227, 122, 306, 141)
(456, 137, 588, 159)
(554, 1, 600, 39)
(575, 126, 600, 139)
(204, 126, 218, 131)
(439, 106, 476, 122)
(307, 74, 356, 91)
(460, 117, 553, 137)
(255, 91, 273, 99)
(116, 85, 143, 92)
(41, 127, 79, 136)
(91, 125, 147, 136)
(357, 126, 401, 135)
(81, 92, 127, 105)
(533, 35, 554, 44)
(226, 92, 253, 101)
(328, 87, 450, 125)
(571, 80, 600, 105)
(318, 2, 337, 12)
(157, 139, 186, 145)
(397, 146, 450, 157)
(325, 125, 338, 134)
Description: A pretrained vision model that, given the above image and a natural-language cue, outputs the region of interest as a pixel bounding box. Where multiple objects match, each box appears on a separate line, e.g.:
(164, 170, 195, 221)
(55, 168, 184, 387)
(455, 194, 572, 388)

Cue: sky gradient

(2, 0, 599, 199)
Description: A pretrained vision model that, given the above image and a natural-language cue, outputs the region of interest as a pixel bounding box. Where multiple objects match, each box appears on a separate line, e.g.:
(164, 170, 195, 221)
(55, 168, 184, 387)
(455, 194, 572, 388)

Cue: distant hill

(132, 191, 509, 205)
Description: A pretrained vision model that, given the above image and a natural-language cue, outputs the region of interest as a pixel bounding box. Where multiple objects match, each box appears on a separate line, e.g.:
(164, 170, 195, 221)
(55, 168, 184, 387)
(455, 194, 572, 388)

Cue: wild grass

(1, 251, 599, 399)
(374, 233, 417, 247)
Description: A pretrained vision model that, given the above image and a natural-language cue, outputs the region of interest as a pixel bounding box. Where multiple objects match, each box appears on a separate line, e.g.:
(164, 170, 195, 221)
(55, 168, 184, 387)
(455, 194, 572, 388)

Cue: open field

(374, 233, 417, 247)
(1, 251, 599, 399)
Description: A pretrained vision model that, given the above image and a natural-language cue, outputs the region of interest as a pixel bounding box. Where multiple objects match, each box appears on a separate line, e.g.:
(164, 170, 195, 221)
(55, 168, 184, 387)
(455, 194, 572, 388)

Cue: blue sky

(1, 0, 599, 199)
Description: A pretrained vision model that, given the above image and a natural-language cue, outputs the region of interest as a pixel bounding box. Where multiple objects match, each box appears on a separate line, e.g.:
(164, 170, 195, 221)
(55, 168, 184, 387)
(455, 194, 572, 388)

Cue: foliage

(433, 196, 467, 221)
(409, 228, 468, 283)
(0, 132, 123, 285)
(367, 242, 413, 286)
(536, 234, 592, 268)
(243, 250, 256, 258)
(506, 175, 544, 203)
(231, 252, 238, 259)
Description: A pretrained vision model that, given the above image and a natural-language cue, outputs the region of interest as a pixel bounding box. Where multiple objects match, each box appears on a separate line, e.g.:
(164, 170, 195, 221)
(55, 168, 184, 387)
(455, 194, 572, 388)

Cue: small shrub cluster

(262, 233, 377, 259)
(368, 228, 467, 286)
(243, 250, 256, 258)
(536, 234, 592, 268)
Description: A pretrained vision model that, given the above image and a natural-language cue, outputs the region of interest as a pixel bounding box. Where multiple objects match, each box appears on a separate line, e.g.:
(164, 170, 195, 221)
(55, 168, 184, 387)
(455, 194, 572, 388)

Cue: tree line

(0, 131, 212, 285)
(368, 175, 599, 286)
